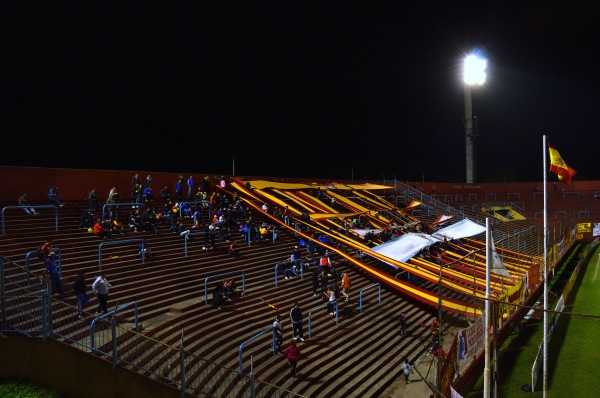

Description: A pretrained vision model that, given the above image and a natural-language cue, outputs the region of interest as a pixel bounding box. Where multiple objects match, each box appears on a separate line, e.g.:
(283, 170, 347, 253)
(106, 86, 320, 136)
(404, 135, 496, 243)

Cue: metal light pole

(463, 53, 487, 184)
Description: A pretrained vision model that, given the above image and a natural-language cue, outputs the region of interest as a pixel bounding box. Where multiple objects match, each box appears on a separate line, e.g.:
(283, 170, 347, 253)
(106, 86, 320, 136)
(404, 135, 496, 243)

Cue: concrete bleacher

(1, 199, 463, 397)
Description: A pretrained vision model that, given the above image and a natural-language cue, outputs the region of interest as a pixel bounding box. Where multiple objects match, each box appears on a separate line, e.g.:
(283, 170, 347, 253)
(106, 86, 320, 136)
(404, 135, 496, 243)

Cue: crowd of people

(17, 172, 450, 387)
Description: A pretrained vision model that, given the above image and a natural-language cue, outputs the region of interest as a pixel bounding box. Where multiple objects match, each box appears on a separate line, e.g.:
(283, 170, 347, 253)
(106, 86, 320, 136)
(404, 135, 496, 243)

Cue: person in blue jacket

(44, 252, 64, 298)
(48, 186, 64, 207)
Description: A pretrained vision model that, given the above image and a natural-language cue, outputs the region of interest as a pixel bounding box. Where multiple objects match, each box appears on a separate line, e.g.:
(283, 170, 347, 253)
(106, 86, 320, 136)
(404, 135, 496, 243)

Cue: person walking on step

(92, 271, 112, 315)
(285, 340, 301, 378)
(73, 270, 89, 318)
(311, 268, 320, 297)
(402, 359, 413, 384)
(399, 313, 407, 336)
(273, 314, 284, 354)
(290, 302, 305, 342)
(340, 272, 351, 302)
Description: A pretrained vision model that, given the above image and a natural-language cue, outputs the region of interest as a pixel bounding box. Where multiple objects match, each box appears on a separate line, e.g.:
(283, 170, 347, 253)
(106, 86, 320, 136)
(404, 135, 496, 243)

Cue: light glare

(463, 54, 487, 85)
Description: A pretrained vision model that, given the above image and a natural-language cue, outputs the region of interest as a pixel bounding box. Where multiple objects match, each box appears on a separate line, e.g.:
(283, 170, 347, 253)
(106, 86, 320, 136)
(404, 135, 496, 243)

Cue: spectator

(429, 329, 441, 354)
(273, 314, 283, 354)
(187, 176, 194, 199)
(138, 242, 152, 258)
(18, 192, 37, 215)
(160, 186, 171, 201)
(92, 271, 112, 315)
(88, 187, 98, 213)
(39, 238, 54, 262)
(282, 261, 297, 279)
(171, 218, 189, 238)
(311, 268, 320, 297)
(289, 302, 305, 342)
(93, 220, 113, 240)
(48, 186, 65, 207)
(106, 187, 119, 220)
(211, 283, 225, 308)
(285, 340, 301, 378)
(340, 272, 351, 302)
(223, 279, 238, 299)
(399, 313, 407, 336)
(145, 174, 153, 189)
(319, 251, 332, 275)
(44, 252, 64, 298)
(127, 210, 142, 232)
(401, 359, 413, 384)
(111, 217, 126, 236)
(73, 270, 89, 318)
(200, 176, 211, 196)
(326, 287, 336, 315)
(131, 173, 140, 192)
(175, 178, 183, 202)
(78, 210, 96, 229)
(261, 202, 269, 213)
(219, 175, 226, 189)
(192, 206, 202, 228)
(180, 201, 192, 218)
(209, 192, 217, 218)
(133, 184, 143, 206)
(143, 186, 153, 202)
(228, 241, 240, 257)
(292, 246, 302, 265)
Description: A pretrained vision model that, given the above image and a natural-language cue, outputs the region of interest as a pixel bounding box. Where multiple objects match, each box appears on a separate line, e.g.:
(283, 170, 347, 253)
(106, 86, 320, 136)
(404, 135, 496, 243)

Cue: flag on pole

(490, 233, 511, 277)
(548, 141, 577, 184)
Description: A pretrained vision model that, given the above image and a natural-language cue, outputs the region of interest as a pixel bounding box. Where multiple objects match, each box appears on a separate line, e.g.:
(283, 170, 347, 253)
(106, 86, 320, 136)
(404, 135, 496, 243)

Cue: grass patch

(0, 379, 60, 398)
(466, 243, 600, 397)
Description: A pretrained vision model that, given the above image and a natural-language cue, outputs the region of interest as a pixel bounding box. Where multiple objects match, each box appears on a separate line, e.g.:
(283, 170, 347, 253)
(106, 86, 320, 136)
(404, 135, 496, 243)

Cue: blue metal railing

(307, 303, 338, 337)
(90, 301, 139, 352)
(359, 283, 381, 312)
(238, 327, 275, 374)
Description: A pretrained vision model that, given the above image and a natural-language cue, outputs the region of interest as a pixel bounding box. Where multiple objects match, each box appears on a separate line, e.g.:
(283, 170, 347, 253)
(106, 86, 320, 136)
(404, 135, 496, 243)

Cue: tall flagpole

(542, 135, 548, 397)
(484, 217, 491, 398)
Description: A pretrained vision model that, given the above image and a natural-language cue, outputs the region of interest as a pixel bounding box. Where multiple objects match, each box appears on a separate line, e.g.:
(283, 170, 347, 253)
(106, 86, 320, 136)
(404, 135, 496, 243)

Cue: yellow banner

(577, 223, 591, 233)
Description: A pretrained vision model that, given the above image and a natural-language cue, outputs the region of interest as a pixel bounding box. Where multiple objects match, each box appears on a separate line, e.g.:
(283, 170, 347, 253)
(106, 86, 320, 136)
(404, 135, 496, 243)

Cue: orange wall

(2, 165, 600, 204)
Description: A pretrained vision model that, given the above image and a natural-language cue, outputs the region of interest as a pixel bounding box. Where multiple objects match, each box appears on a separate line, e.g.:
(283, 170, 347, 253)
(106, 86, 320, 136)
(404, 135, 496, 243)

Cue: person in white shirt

(92, 271, 112, 315)
(402, 359, 413, 383)
(273, 315, 283, 353)
(327, 287, 336, 315)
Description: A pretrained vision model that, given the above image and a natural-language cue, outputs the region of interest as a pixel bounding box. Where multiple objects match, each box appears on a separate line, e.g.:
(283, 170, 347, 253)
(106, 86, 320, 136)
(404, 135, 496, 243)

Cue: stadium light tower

(463, 53, 487, 183)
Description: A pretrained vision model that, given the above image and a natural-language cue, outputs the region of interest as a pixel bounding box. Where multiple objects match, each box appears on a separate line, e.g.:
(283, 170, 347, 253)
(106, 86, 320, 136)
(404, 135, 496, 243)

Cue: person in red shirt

(285, 340, 301, 378)
(40, 238, 54, 261)
(93, 220, 113, 240)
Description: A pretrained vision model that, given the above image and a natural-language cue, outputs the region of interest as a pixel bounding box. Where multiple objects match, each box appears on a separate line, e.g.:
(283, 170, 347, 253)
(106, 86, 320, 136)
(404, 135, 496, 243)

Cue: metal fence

(0, 256, 305, 398)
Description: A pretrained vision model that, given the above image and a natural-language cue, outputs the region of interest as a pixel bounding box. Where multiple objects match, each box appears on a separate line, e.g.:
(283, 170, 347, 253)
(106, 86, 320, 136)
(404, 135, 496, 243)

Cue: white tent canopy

(368, 218, 486, 267)
(371, 232, 442, 264)
(432, 218, 486, 240)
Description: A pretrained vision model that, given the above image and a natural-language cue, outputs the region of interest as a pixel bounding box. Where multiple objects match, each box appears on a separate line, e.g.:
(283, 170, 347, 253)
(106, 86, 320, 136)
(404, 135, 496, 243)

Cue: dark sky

(3, 1, 598, 182)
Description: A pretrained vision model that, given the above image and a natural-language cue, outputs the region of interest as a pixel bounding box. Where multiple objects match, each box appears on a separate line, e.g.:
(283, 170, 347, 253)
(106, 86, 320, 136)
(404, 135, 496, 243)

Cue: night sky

(4, 2, 598, 182)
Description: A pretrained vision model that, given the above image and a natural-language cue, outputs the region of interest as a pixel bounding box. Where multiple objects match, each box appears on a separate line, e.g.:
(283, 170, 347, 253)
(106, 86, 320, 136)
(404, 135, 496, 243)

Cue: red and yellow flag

(548, 141, 577, 184)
